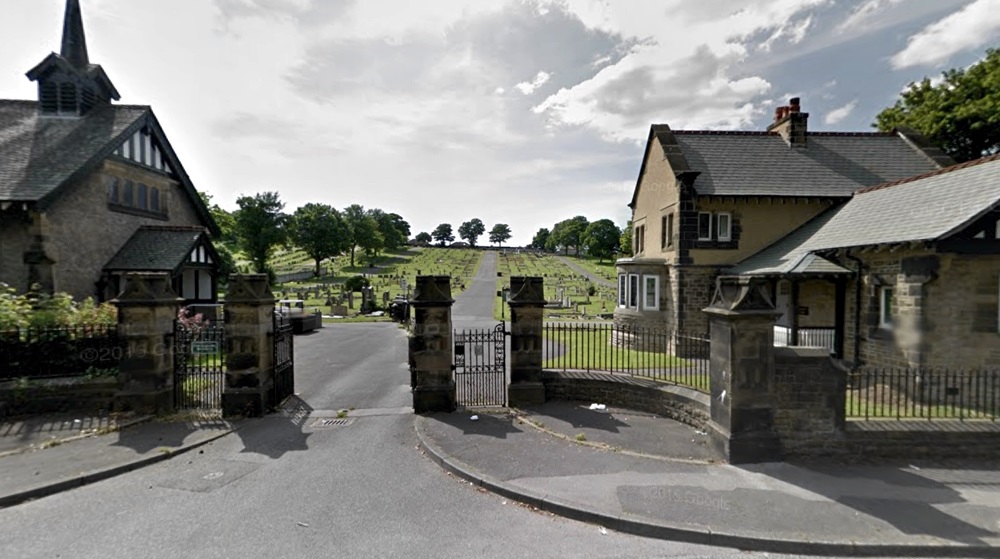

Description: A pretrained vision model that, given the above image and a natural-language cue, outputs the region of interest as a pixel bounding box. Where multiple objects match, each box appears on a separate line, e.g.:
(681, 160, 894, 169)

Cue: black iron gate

(272, 314, 294, 407)
(453, 323, 507, 406)
(174, 321, 225, 410)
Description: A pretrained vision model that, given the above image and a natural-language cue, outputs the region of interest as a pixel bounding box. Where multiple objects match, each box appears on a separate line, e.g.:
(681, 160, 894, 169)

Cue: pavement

(3, 402, 1000, 556)
(416, 400, 1000, 557)
(0, 411, 240, 508)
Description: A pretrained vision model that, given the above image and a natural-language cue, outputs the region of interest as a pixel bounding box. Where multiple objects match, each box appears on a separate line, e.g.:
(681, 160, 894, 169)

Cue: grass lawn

(541, 326, 710, 392)
(845, 384, 998, 420)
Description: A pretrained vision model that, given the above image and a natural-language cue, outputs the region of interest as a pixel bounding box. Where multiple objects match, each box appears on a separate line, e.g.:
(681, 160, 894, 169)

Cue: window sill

(693, 240, 738, 250)
(108, 203, 169, 220)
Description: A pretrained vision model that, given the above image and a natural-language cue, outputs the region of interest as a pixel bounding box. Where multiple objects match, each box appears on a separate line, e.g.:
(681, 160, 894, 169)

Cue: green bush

(0, 284, 117, 330)
(345, 275, 370, 292)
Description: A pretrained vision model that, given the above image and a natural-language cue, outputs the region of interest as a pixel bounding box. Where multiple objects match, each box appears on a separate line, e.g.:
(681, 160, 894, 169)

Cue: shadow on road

(432, 411, 523, 439)
(740, 459, 1000, 545)
(233, 396, 314, 459)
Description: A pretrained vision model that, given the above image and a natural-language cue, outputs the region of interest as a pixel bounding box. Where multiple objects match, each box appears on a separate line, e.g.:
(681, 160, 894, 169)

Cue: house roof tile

(103, 226, 208, 272)
(666, 131, 943, 197)
(729, 155, 1000, 275)
(0, 99, 147, 202)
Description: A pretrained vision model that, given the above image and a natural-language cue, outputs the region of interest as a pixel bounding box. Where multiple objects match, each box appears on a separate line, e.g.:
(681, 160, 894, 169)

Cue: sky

(1, 0, 998, 246)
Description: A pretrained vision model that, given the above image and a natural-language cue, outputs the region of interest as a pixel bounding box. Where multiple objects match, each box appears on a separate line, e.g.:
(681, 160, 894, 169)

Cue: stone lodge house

(615, 98, 1000, 368)
(0, 0, 219, 305)
(729, 155, 1000, 369)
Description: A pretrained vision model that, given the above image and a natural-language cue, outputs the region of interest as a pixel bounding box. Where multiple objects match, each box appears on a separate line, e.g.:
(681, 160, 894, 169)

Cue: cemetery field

(563, 255, 618, 286)
(494, 251, 618, 321)
(273, 247, 483, 322)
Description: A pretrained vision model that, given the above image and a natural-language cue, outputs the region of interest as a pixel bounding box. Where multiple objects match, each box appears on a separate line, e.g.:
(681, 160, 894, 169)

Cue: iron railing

(173, 321, 225, 410)
(0, 324, 121, 380)
(846, 367, 999, 421)
(272, 315, 295, 407)
(542, 323, 710, 393)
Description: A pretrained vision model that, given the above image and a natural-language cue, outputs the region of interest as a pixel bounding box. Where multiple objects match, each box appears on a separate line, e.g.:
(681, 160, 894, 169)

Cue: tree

(619, 220, 633, 256)
(432, 223, 454, 246)
(457, 218, 486, 247)
(550, 216, 589, 255)
(387, 213, 411, 249)
(343, 204, 377, 267)
(414, 232, 432, 244)
(488, 223, 512, 247)
(214, 243, 239, 286)
(233, 191, 286, 274)
(530, 228, 550, 251)
(874, 48, 1000, 163)
(583, 219, 621, 262)
(288, 203, 349, 277)
(199, 192, 236, 242)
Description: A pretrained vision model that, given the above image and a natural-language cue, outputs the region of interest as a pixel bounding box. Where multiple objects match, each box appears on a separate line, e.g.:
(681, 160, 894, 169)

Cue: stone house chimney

(767, 97, 808, 148)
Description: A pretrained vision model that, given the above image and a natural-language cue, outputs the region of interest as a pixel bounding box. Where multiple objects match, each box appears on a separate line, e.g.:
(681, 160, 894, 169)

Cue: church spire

(61, 0, 90, 68)
(25, 0, 120, 115)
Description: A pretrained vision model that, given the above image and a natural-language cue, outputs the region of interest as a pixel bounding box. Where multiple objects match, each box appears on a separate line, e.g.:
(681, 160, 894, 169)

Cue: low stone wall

(772, 347, 1000, 460)
(0, 377, 117, 416)
(843, 421, 1000, 460)
(541, 370, 709, 429)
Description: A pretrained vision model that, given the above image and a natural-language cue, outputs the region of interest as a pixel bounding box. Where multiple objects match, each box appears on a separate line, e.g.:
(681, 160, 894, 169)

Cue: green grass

(845, 386, 998, 420)
(563, 255, 618, 285)
(541, 328, 709, 392)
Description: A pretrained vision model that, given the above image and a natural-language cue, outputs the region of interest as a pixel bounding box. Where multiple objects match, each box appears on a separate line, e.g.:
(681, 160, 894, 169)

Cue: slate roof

(0, 99, 146, 202)
(729, 154, 1000, 276)
(668, 130, 944, 197)
(104, 226, 208, 272)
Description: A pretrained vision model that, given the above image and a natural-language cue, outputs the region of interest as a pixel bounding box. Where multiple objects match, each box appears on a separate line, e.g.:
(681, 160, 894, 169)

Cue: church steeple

(61, 0, 90, 68)
(25, 0, 120, 116)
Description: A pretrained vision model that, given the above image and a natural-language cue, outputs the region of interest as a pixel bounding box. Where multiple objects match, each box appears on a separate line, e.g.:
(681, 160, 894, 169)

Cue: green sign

(191, 341, 218, 355)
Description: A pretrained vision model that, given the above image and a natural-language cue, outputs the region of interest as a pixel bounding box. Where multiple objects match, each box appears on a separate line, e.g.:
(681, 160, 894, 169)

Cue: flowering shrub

(177, 307, 210, 336)
(0, 284, 117, 330)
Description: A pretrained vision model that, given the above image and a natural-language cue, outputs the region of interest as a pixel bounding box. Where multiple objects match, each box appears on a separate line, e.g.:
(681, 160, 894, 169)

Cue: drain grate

(312, 418, 352, 428)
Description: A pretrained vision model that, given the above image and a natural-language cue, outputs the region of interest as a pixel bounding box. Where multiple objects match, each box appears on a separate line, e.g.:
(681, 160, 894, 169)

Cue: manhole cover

(312, 418, 352, 428)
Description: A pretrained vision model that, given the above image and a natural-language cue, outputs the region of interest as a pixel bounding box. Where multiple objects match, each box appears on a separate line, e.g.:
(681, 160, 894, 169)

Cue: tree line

(204, 191, 412, 279)
(528, 216, 625, 262)
(414, 219, 512, 248)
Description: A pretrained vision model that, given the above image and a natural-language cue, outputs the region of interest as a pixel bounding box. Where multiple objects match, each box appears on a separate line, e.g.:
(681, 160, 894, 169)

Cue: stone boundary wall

(541, 370, 709, 430)
(843, 422, 1000, 460)
(0, 377, 116, 416)
(773, 347, 1000, 460)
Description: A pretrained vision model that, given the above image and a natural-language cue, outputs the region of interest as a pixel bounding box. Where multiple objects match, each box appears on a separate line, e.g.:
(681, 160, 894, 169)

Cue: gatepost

(409, 276, 456, 413)
(703, 276, 783, 464)
(222, 274, 275, 418)
(508, 276, 546, 407)
(113, 272, 182, 414)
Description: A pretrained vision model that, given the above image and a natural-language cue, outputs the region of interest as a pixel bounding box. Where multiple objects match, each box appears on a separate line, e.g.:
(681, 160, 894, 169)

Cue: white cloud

(514, 71, 552, 95)
(531, 1, 835, 141)
(891, 0, 1000, 69)
(835, 0, 904, 34)
(760, 15, 813, 52)
(824, 100, 857, 125)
